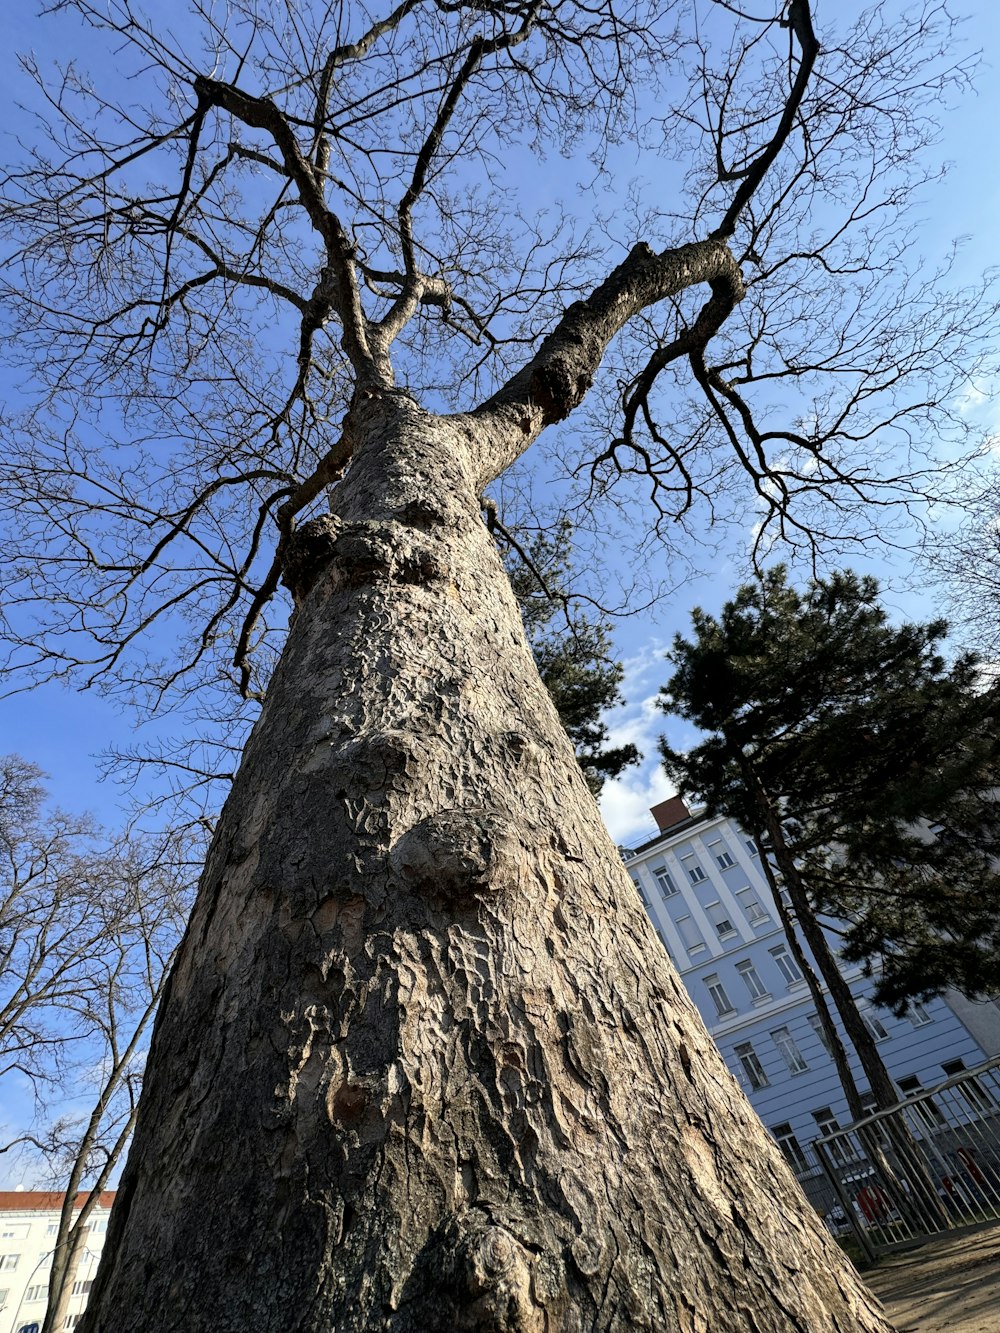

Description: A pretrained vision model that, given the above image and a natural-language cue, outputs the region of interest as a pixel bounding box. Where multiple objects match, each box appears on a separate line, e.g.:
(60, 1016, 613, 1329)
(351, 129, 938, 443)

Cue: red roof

(0, 1191, 116, 1212)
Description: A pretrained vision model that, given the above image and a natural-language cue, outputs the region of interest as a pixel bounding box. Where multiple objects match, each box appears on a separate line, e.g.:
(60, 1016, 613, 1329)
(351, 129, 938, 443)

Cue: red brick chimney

(649, 795, 692, 832)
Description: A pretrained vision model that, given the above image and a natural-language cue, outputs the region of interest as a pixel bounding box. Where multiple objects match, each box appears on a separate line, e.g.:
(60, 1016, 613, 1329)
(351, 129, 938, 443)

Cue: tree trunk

(747, 819, 867, 1122)
(80, 398, 893, 1332)
(745, 771, 948, 1230)
(743, 774, 898, 1112)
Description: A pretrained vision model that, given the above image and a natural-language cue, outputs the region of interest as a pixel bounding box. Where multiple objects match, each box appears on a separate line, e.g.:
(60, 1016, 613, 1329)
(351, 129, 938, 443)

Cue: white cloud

(599, 757, 676, 844)
(595, 641, 681, 842)
(954, 383, 988, 417)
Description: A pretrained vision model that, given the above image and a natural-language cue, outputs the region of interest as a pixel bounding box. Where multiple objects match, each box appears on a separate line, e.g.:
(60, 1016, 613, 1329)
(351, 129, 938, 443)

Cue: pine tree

(659, 567, 1000, 1018)
(503, 520, 639, 794)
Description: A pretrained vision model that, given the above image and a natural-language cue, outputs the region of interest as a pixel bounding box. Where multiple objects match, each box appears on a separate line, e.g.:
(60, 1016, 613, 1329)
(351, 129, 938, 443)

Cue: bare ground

(863, 1224, 1000, 1333)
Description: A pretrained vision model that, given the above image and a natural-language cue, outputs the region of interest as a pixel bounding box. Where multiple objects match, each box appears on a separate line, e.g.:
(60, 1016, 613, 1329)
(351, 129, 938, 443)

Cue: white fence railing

(811, 1055, 1000, 1260)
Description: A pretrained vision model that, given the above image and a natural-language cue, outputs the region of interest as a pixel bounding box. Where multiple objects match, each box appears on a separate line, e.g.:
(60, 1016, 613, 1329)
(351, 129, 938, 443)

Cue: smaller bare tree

(0, 755, 192, 1332)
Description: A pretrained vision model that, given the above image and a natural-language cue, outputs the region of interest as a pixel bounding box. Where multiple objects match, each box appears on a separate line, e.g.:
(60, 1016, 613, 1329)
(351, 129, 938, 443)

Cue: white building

(0, 1192, 114, 1333)
(622, 797, 1000, 1211)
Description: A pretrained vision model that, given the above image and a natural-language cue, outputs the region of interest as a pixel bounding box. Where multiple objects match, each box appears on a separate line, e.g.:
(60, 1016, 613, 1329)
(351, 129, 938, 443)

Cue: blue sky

(2, 0, 1000, 855)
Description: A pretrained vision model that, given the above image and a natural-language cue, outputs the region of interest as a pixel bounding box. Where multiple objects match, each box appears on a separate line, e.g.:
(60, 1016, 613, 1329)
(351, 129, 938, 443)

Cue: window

(736, 959, 768, 1001)
(26, 1283, 48, 1302)
(771, 1122, 811, 1174)
(65, 1316, 83, 1330)
(72, 1278, 94, 1297)
(807, 1012, 834, 1056)
(681, 854, 707, 884)
(897, 1075, 944, 1127)
(676, 915, 706, 954)
(707, 902, 736, 938)
(858, 1001, 890, 1042)
(746, 838, 760, 856)
(771, 1025, 809, 1075)
(736, 888, 768, 924)
(942, 1059, 995, 1113)
(812, 1107, 857, 1165)
(906, 1001, 933, 1027)
(770, 944, 803, 986)
(652, 865, 678, 897)
(0, 1290, 7, 1310)
(705, 973, 736, 1017)
(709, 840, 736, 870)
(813, 1107, 840, 1137)
(46, 1221, 59, 1236)
(0, 1254, 20, 1272)
(735, 1041, 769, 1090)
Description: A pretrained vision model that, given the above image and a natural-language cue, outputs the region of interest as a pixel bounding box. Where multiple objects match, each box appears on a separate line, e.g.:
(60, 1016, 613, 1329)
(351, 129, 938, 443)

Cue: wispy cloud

(597, 641, 678, 842)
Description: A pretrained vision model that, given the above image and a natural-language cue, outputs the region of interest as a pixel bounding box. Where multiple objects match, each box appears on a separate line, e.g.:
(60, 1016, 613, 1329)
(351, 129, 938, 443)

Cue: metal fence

(811, 1055, 1000, 1260)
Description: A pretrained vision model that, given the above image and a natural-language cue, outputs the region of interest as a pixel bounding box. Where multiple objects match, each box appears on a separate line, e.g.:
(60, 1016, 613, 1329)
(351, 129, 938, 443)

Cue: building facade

(0, 1192, 114, 1333)
(622, 797, 1000, 1214)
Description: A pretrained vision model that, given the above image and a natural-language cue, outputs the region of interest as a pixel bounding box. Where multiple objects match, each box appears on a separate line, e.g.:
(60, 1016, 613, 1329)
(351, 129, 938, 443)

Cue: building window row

(703, 949, 806, 1022)
(770, 1055, 984, 1183)
(732, 1026, 812, 1091)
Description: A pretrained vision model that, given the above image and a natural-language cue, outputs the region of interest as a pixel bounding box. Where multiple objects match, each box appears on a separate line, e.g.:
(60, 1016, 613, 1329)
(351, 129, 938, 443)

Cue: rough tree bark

(81, 394, 893, 1331)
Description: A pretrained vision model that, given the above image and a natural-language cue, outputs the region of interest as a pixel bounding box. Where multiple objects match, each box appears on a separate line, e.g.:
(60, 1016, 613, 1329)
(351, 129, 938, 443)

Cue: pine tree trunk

(749, 820, 867, 1122)
(80, 399, 894, 1332)
(744, 767, 948, 1230)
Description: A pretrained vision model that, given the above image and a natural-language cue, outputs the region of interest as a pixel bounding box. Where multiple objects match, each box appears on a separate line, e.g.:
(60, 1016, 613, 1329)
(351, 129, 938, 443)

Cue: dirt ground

(863, 1223, 1000, 1333)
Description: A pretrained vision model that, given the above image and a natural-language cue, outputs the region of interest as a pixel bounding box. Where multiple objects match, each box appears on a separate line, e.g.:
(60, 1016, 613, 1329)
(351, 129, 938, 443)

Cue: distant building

(0, 1192, 114, 1333)
(621, 797, 1000, 1211)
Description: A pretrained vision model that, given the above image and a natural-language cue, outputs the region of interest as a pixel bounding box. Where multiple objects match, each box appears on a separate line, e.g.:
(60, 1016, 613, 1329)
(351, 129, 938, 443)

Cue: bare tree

(0, 756, 189, 1332)
(923, 476, 1000, 663)
(0, 1, 994, 1328)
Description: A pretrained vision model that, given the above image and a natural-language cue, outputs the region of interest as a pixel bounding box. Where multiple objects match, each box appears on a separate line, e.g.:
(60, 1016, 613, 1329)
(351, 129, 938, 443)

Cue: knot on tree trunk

(390, 809, 525, 904)
(459, 1224, 545, 1332)
(402, 1214, 561, 1332)
(528, 355, 593, 426)
(281, 515, 448, 604)
(281, 514, 343, 604)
